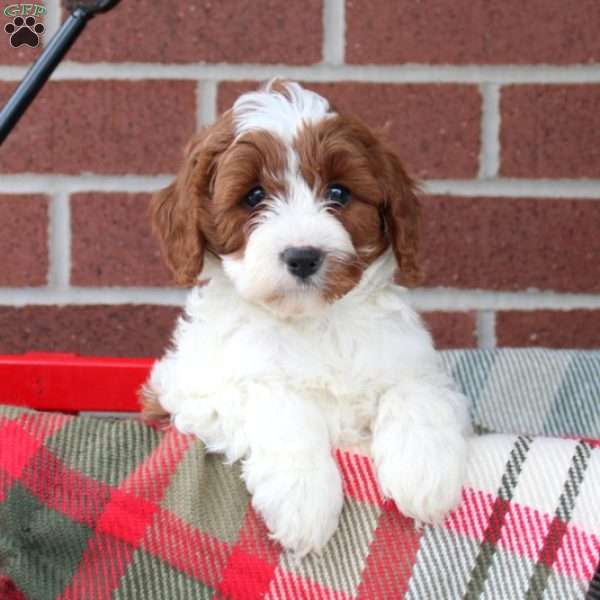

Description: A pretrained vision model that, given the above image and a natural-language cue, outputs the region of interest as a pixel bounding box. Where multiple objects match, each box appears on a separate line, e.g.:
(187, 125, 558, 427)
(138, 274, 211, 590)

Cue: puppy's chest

(261, 322, 386, 440)
(193, 294, 416, 389)
(259, 319, 390, 386)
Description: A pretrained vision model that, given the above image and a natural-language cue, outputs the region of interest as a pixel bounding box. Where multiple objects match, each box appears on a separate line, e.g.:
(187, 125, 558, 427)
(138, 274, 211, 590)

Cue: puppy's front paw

(243, 454, 344, 556)
(374, 429, 467, 524)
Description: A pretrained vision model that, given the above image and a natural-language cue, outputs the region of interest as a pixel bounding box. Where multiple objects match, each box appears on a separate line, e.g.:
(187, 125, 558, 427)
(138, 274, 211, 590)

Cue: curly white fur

(149, 251, 472, 555)
(149, 80, 472, 555)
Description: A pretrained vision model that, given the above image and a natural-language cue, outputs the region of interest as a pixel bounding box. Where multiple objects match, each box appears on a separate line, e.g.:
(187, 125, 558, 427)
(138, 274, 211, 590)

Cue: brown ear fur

(150, 114, 234, 286)
(150, 134, 207, 286)
(380, 145, 422, 287)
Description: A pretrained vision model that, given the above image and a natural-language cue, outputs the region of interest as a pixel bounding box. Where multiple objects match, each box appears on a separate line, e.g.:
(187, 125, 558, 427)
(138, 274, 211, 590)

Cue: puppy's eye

(326, 184, 351, 206)
(243, 186, 266, 208)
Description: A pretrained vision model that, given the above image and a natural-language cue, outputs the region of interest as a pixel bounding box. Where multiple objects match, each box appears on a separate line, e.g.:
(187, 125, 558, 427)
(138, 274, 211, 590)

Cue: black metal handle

(88, 0, 122, 13)
(0, 0, 121, 145)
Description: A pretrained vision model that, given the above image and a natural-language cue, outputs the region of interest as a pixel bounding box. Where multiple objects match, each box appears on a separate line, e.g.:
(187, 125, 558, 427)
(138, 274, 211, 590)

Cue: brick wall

(1, 0, 599, 356)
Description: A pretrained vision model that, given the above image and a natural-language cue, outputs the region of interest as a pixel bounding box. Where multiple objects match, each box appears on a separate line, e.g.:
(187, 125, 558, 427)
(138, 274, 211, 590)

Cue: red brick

(71, 193, 172, 287)
(0, 305, 180, 356)
(218, 81, 481, 179)
(346, 0, 600, 65)
(420, 196, 600, 293)
(0, 81, 196, 174)
(497, 311, 600, 348)
(500, 85, 600, 178)
(66, 0, 322, 64)
(0, 194, 48, 286)
(421, 312, 477, 349)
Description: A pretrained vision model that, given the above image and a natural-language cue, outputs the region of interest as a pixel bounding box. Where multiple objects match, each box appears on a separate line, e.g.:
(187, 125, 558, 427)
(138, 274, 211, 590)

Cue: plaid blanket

(442, 349, 600, 438)
(1, 349, 599, 600)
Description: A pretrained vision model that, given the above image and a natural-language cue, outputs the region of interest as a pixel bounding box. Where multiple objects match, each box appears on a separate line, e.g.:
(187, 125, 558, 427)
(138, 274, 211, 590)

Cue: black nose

(281, 246, 324, 279)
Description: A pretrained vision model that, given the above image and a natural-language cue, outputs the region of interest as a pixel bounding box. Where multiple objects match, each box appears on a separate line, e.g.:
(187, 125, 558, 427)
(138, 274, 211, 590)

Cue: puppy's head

(152, 80, 420, 317)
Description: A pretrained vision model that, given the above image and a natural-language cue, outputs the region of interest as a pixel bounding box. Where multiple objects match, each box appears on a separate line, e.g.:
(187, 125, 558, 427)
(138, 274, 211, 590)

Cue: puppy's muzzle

(281, 246, 324, 280)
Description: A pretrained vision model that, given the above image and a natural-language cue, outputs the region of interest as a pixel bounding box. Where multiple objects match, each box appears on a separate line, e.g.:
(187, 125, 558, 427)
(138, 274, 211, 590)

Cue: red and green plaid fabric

(1, 405, 599, 600)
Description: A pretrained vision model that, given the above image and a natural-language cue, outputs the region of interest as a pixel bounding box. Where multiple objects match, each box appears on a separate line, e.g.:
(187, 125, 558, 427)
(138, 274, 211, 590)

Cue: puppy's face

(152, 80, 420, 317)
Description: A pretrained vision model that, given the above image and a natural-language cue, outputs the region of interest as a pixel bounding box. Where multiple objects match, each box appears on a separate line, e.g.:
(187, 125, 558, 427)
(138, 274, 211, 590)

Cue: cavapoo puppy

(142, 79, 472, 556)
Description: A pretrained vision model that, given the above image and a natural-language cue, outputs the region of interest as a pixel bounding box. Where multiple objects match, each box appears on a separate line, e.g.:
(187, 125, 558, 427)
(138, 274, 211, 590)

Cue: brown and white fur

(143, 80, 471, 556)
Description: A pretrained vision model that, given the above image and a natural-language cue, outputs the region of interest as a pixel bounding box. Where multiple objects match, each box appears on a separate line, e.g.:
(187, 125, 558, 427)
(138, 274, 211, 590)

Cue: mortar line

(0, 174, 172, 193)
(423, 179, 600, 199)
(476, 310, 497, 349)
(42, 0, 61, 45)
(323, 0, 345, 66)
(2, 63, 600, 83)
(478, 83, 501, 179)
(196, 79, 218, 128)
(407, 289, 600, 311)
(47, 192, 70, 289)
(0, 287, 187, 306)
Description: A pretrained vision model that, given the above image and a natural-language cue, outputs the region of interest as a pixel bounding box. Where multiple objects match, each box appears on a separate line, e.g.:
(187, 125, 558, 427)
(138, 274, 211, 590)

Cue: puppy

(143, 80, 472, 556)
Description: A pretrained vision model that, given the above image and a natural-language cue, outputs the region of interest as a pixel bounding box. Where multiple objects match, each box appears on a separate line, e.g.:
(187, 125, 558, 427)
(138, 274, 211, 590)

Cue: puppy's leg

(168, 380, 343, 555)
(240, 382, 343, 556)
(372, 377, 471, 524)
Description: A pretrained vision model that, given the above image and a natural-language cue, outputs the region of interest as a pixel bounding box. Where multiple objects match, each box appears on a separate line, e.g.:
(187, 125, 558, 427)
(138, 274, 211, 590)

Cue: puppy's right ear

(151, 116, 233, 286)
(151, 141, 205, 286)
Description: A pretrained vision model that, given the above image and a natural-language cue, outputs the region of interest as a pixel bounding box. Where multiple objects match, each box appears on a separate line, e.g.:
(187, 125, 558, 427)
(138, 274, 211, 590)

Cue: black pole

(0, 0, 121, 146)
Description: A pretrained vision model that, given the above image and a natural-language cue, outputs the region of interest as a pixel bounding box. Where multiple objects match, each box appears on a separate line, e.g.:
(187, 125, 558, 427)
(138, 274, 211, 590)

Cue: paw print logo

(4, 16, 45, 48)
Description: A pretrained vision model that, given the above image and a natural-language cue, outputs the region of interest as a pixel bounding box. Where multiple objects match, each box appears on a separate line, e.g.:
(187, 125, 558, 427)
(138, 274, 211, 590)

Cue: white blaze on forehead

(253, 151, 355, 255)
(232, 80, 333, 142)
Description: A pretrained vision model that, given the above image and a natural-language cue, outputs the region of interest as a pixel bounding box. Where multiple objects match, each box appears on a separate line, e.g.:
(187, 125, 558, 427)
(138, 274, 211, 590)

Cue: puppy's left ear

(380, 145, 422, 287)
